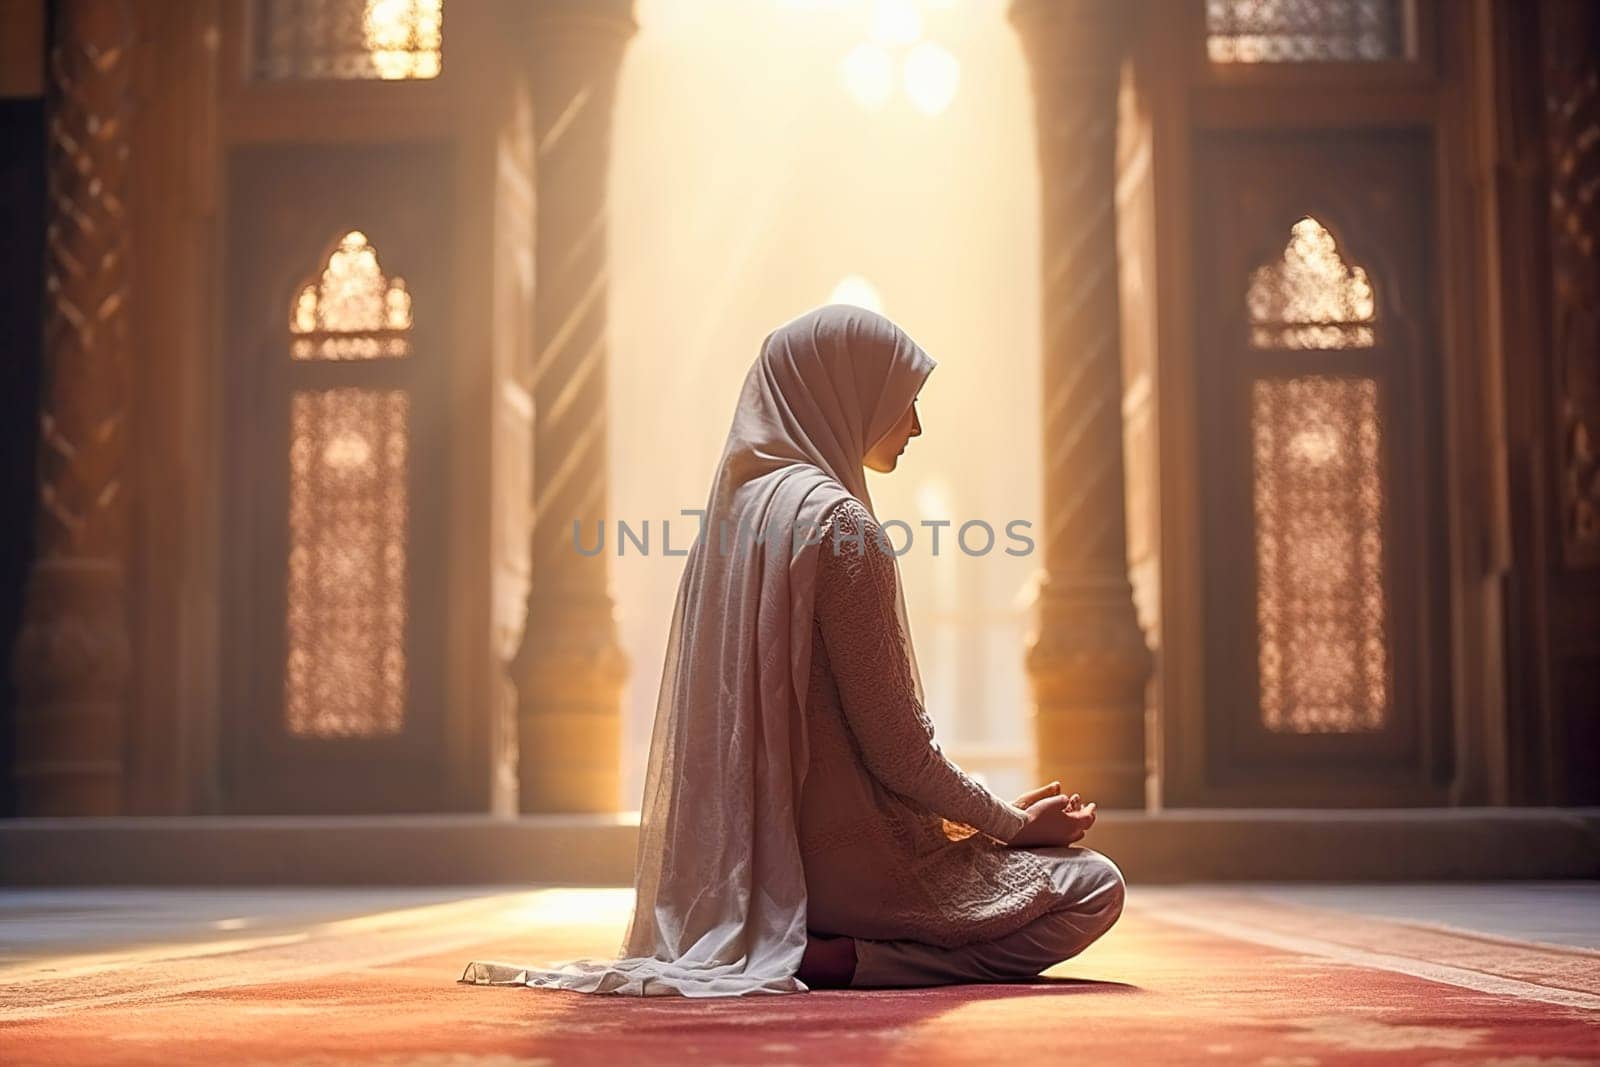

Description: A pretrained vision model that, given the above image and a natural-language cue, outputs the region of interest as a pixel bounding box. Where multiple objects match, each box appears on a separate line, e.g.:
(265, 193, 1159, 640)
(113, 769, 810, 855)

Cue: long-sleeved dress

(797, 496, 1065, 950)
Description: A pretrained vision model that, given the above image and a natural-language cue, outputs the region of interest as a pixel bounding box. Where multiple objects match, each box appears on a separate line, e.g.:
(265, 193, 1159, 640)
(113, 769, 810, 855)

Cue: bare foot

(797, 933, 857, 989)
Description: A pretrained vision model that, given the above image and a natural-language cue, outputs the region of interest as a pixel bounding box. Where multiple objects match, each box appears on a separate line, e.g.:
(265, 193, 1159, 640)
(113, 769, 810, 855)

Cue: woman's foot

(797, 933, 857, 989)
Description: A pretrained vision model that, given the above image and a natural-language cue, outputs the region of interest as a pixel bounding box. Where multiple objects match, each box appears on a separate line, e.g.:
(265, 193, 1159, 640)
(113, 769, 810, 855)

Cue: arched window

(1246, 219, 1388, 734)
(1247, 217, 1376, 350)
(284, 232, 412, 738)
(1180, 35, 1451, 807)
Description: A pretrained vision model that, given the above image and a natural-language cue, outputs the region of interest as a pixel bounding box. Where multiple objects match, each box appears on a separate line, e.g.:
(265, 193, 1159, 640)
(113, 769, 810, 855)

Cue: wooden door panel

(1192, 129, 1452, 801)
(222, 142, 452, 813)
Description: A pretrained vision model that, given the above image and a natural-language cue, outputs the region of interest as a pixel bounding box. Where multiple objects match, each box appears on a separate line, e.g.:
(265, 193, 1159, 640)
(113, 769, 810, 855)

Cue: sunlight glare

(362, 0, 442, 80)
(915, 478, 953, 521)
(869, 0, 923, 47)
(512, 888, 636, 929)
(829, 274, 884, 313)
(841, 42, 895, 109)
(776, 0, 862, 10)
(903, 40, 960, 116)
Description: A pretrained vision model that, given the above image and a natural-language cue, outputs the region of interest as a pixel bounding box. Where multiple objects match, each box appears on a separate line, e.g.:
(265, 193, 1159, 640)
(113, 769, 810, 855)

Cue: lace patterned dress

(797, 497, 1063, 949)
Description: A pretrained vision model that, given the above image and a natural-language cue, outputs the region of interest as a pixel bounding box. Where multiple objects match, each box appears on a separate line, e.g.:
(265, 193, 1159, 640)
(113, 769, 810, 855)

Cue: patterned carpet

(3, 887, 1597, 1066)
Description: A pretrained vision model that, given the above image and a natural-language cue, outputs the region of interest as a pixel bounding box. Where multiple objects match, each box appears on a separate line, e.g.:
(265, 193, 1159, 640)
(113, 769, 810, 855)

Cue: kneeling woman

(461, 305, 1124, 997)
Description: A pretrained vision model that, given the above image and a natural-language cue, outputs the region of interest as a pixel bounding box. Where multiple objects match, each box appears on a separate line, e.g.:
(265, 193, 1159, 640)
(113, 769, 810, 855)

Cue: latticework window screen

(1246, 218, 1389, 734)
(253, 0, 442, 81)
(284, 233, 413, 739)
(1206, 0, 1407, 63)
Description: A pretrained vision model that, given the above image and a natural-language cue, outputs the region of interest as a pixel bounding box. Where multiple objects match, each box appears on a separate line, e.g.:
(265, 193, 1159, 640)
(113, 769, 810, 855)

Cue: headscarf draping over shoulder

(460, 304, 936, 996)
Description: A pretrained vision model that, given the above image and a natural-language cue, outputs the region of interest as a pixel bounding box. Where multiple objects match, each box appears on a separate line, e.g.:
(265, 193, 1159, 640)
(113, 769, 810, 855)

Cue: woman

(460, 304, 1124, 997)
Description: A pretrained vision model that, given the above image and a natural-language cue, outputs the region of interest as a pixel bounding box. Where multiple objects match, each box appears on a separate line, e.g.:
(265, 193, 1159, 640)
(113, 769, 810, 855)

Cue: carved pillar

(1544, 0, 1600, 572)
(11, 0, 136, 815)
(1537, 0, 1600, 802)
(509, 0, 635, 812)
(1011, 0, 1152, 808)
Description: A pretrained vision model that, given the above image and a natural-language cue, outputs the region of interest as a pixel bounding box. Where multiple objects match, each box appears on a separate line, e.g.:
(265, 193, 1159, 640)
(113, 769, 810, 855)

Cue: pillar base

(1026, 575, 1152, 808)
(509, 590, 628, 814)
(11, 558, 130, 816)
(515, 703, 624, 813)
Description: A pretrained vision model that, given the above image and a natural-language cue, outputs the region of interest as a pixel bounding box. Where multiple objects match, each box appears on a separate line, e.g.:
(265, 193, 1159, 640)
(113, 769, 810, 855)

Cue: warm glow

(286, 388, 410, 738)
(1253, 375, 1388, 734)
(834, 1, 960, 115)
(841, 42, 895, 109)
(828, 274, 884, 313)
(1248, 220, 1387, 733)
(610, 0, 1040, 808)
(284, 231, 415, 738)
(291, 231, 412, 361)
(914, 478, 952, 521)
(511, 888, 636, 929)
(903, 41, 960, 117)
(1248, 217, 1376, 350)
(254, 0, 444, 81)
(364, 0, 443, 80)
(869, 0, 923, 47)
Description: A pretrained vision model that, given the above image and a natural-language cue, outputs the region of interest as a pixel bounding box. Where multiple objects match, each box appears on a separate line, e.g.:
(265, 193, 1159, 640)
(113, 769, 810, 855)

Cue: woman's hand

(1013, 780, 1061, 809)
(1007, 788, 1096, 848)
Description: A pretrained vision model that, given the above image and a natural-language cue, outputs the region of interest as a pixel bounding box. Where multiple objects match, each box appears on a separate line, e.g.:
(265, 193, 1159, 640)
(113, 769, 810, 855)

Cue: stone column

(1011, 0, 1152, 808)
(11, 0, 136, 816)
(509, 0, 635, 813)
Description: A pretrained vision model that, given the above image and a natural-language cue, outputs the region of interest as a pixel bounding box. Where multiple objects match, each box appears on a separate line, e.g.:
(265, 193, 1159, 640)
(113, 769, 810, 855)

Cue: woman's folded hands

(1007, 780, 1098, 848)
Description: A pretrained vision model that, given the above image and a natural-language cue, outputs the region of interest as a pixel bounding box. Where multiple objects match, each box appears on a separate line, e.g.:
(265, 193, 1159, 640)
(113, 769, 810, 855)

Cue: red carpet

(3, 889, 1597, 1066)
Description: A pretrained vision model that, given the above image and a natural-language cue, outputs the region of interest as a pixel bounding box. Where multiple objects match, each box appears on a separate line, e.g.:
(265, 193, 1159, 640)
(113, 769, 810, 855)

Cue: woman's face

(863, 396, 922, 473)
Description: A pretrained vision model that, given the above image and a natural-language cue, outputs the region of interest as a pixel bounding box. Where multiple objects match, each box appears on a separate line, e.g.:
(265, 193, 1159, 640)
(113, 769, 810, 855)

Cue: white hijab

(461, 304, 936, 996)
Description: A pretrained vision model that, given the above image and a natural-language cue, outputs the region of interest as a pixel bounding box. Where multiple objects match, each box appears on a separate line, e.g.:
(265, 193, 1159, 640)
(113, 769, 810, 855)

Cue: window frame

(1188, 130, 1453, 802)
(218, 0, 459, 145)
(1190, 0, 1440, 89)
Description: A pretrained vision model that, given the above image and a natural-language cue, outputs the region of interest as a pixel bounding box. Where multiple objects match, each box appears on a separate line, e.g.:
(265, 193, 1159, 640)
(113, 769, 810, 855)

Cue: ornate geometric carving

(280, 231, 416, 740)
(286, 387, 410, 738)
(290, 231, 413, 361)
(1542, 1, 1600, 568)
(1206, 0, 1407, 64)
(11, 0, 137, 815)
(10, 562, 132, 815)
(253, 0, 442, 81)
(1248, 217, 1377, 350)
(35, 1, 134, 560)
(1251, 376, 1389, 733)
